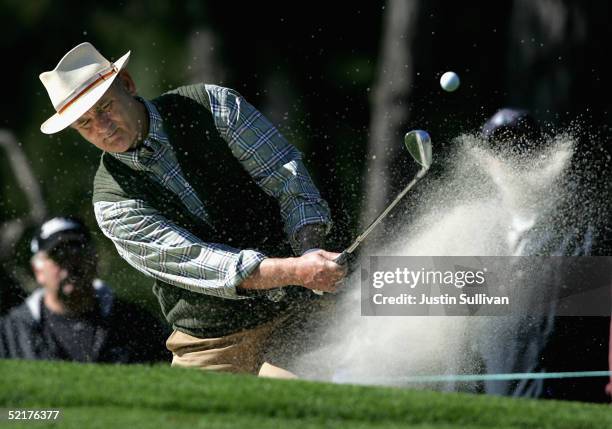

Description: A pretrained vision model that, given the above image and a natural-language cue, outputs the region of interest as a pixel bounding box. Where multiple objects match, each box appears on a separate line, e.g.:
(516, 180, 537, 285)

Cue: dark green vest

(93, 84, 309, 338)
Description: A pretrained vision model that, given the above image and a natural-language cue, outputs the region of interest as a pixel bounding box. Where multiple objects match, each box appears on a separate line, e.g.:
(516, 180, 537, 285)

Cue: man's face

(71, 77, 146, 153)
(31, 252, 73, 297)
(31, 245, 96, 300)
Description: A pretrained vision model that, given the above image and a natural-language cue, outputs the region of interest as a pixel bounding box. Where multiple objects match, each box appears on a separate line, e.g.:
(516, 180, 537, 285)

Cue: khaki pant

(166, 317, 297, 379)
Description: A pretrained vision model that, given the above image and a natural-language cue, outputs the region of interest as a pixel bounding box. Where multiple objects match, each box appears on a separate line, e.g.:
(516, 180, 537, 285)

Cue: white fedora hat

(39, 42, 130, 134)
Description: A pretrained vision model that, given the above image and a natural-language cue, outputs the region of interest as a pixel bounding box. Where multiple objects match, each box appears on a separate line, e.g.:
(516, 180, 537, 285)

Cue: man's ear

(116, 70, 137, 96)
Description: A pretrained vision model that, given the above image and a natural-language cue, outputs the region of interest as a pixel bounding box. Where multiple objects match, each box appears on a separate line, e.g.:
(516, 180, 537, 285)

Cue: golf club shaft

(317, 169, 427, 294)
(315, 129, 432, 295)
(334, 167, 428, 264)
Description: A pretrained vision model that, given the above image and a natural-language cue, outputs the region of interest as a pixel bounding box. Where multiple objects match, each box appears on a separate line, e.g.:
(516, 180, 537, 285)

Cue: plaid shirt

(94, 85, 331, 299)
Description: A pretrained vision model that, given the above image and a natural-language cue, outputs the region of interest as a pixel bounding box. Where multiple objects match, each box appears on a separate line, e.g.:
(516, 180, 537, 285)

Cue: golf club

(334, 129, 432, 265)
(312, 130, 433, 295)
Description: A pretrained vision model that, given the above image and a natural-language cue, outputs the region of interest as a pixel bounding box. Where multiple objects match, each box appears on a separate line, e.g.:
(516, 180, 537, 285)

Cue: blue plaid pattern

(94, 85, 331, 299)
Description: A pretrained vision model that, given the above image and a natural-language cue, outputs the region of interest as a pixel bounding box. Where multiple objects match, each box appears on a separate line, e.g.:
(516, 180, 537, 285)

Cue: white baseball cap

(39, 42, 130, 134)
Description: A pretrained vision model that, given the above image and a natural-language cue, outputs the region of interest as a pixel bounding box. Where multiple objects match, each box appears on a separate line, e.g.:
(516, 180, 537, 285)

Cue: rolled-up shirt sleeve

(206, 85, 332, 253)
(94, 198, 265, 299)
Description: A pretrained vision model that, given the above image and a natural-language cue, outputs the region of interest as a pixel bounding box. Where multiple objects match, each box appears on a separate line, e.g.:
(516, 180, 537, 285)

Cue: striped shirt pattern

(94, 85, 331, 299)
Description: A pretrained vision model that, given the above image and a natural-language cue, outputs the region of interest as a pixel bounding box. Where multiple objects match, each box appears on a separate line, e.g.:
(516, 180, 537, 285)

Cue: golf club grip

(312, 251, 349, 295)
(334, 251, 349, 266)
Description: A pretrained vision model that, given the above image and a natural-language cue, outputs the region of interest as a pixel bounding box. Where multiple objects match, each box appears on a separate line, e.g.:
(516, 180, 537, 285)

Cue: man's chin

(106, 137, 133, 153)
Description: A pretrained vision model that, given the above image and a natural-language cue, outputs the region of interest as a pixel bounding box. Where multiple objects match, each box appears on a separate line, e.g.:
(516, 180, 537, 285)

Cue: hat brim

(40, 50, 131, 135)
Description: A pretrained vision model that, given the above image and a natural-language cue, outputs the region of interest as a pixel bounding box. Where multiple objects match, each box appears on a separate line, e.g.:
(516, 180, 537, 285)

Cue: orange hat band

(57, 66, 118, 115)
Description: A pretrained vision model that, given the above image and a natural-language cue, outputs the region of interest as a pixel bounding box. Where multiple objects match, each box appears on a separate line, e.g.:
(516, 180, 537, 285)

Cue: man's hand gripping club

(239, 250, 347, 293)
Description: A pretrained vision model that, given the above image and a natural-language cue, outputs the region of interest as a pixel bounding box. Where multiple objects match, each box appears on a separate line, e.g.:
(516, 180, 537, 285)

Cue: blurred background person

(476, 108, 610, 403)
(0, 216, 169, 363)
(475, 108, 553, 399)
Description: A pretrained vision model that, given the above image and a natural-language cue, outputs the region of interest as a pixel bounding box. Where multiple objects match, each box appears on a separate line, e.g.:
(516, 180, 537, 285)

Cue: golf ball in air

(440, 71, 460, 92)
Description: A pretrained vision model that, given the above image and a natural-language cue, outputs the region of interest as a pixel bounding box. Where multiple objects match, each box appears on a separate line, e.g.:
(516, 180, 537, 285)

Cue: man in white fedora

(39, 42, 346, 377)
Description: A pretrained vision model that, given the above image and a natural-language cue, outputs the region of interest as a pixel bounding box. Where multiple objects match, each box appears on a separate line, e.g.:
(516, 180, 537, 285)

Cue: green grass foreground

(0, 360, 610, 429)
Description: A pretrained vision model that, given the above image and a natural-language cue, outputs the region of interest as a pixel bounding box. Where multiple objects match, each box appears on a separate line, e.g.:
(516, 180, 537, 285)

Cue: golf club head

(404, 130, 432, 169)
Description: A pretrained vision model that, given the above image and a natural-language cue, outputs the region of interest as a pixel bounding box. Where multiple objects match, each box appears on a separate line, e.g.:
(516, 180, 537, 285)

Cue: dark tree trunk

(361, 0, 420, 232)
(187, 29, 227, 85)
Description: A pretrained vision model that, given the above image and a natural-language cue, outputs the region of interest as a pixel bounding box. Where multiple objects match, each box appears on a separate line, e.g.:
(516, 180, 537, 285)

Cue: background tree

(360, 0, 420, 236)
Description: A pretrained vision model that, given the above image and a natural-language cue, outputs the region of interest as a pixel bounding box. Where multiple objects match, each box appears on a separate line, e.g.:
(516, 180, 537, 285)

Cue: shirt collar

(137, 96, 168, 146)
